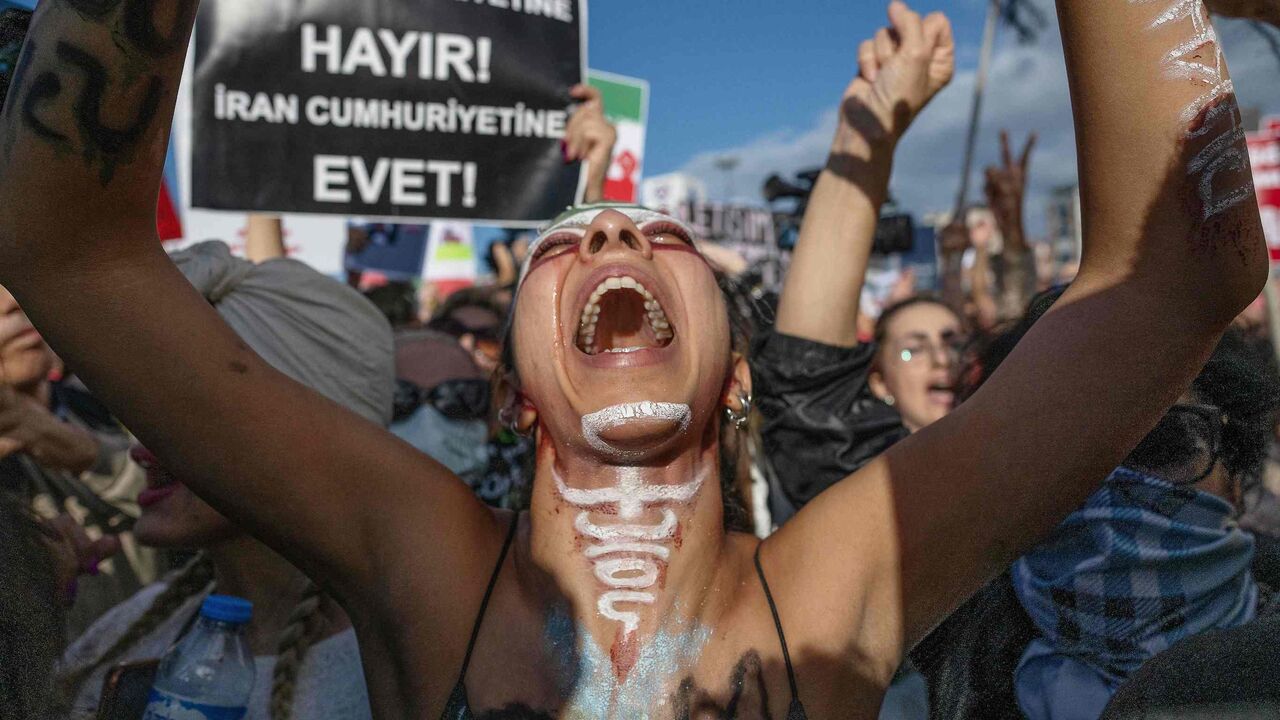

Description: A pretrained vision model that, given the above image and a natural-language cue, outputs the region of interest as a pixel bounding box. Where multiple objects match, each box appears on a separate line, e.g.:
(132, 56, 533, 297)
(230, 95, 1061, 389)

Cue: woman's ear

(868, 370, 890, 404)
(721, 352, 753, 412)
(496, 375, 538, 436)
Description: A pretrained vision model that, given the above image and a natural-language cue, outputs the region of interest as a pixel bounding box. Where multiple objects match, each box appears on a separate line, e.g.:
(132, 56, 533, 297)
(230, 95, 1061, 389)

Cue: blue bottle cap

(200, 594, 253, 625)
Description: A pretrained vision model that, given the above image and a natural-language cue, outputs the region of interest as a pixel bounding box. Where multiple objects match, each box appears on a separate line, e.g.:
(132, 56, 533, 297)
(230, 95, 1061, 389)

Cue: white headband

(518, 205, 699, 286)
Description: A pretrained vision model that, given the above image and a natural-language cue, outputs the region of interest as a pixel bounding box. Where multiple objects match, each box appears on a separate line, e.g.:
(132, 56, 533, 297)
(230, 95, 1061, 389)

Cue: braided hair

(56, 553, 215, 707)
(58, 556, 331, 720)
(267, 580, 329, 720)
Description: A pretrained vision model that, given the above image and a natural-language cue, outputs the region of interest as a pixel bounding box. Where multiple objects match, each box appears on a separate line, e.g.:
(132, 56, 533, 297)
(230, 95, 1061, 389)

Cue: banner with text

(190, 0, 585, 225)
(1248, 118, 1280, 265)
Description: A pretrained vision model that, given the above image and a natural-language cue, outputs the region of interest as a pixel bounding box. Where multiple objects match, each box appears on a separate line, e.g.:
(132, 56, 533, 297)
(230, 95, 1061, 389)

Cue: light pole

(953, 0, 1001, 217)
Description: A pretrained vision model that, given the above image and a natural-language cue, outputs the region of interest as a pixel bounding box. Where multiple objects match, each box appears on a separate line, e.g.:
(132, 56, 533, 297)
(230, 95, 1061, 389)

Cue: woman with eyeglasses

(1, 1, 1271, 718)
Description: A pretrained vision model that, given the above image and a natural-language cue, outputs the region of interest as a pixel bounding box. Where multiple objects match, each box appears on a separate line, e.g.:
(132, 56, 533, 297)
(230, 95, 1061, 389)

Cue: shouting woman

(0, 0, 1267, 717)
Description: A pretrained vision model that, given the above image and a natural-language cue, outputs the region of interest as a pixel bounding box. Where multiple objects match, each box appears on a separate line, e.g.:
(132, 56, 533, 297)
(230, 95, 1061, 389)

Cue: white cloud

(677, 4, 1280, 238)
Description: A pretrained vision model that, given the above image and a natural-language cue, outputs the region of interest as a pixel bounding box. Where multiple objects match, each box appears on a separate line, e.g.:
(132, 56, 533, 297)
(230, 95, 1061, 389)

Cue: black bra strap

(456, 511, 520, 683)
(754, 543, 801, 704)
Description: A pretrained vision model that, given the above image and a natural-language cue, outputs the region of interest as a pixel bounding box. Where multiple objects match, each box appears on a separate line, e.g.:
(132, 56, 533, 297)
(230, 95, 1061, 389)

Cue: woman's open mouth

(131, 445, 182, 508)
(575, 274, 676, 356)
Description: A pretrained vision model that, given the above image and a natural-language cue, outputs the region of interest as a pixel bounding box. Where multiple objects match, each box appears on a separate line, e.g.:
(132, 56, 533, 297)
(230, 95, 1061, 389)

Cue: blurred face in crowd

(871, 301, 964, 432)
(510, 207, 736, 460)
(0, 284, 54, 390)
(130, 445, 238, 548)
(1130, 393, 1239, 507)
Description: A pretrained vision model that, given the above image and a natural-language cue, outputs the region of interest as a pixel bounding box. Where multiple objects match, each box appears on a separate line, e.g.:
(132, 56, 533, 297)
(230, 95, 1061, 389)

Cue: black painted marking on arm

(20, 71, 68, 142)
(54, 40, 161, 182)
(121, 0, 196, 57)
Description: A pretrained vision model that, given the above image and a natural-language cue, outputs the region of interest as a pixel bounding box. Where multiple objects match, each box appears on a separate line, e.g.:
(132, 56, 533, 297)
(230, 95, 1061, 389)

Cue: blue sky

(590, 0, 991, 179)
(590, 0, 1280, 236)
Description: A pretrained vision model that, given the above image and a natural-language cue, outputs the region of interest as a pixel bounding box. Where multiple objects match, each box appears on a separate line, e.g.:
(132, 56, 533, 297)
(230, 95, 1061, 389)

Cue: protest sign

(587, 70, 648, 203)
(423, 221, 478, 282)
(1248, 117, 1280, 265)
(190, 0, 585, 225)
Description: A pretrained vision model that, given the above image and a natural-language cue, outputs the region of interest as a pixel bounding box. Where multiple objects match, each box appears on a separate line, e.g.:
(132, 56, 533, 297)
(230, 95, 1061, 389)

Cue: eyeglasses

(893, 336, 968, 365)
(1119, 401, 1227, 491)
(1165, 402, 1227, 484)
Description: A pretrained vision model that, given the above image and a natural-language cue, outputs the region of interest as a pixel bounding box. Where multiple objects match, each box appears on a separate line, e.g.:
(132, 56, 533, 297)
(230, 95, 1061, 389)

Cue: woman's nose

(578, 209, 652, 262)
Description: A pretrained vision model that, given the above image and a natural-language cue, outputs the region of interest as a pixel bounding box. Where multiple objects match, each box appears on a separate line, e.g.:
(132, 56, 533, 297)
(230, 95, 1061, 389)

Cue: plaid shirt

(1012, 467, 1257, 682)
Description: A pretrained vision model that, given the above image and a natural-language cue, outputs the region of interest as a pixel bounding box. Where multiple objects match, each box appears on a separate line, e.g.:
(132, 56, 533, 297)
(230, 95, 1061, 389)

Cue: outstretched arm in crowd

(244, 215, 286, 262)
(986, 130, 1037, 319)
(0, 0, 496, 637)
(767, 0, 1267, 681)
(774, 2, 954, 347)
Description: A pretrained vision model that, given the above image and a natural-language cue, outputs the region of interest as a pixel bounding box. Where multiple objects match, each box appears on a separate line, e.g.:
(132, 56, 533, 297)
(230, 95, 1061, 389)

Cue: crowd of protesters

(2, 0, 1280, 718)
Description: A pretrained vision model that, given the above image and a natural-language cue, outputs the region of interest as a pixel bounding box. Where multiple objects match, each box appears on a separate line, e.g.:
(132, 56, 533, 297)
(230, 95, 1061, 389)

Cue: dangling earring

(724, 391, 753, 431)
(882, 395, 896, 407)
(499, 397, 536, 437)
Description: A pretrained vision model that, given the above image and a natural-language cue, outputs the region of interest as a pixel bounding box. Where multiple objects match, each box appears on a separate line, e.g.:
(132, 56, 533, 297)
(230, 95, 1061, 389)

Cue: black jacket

(751, 328, 1031, 718)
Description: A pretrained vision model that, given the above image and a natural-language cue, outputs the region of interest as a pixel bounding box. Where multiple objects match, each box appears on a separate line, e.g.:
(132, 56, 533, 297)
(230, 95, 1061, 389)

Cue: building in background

(1045, 184, 1082, 284)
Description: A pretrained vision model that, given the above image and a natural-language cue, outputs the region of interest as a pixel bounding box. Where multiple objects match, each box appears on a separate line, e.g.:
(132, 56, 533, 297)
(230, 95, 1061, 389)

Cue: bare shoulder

(753, 459, 903, 663)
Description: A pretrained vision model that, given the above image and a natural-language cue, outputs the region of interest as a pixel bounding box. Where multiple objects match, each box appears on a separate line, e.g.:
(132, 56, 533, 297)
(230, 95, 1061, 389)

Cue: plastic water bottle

(142, 595, 256, 720)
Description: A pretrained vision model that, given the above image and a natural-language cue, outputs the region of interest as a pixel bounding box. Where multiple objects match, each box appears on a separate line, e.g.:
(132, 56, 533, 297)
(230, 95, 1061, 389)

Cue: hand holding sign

(565, 83, 618, 203)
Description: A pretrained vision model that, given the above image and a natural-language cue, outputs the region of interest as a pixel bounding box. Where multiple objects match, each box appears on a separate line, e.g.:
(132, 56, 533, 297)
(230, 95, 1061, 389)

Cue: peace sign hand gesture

(984, 130, 1036, 247)
(834, 1, 954, 153)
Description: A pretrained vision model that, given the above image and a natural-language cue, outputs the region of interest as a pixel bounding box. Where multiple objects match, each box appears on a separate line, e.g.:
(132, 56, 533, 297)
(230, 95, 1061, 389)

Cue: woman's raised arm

(0, 1, 494, 609)
(768, 0, 1267, 673)
(774, 2, 954, 347)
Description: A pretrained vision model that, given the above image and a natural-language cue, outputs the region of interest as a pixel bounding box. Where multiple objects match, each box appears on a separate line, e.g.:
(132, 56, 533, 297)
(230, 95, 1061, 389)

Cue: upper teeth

(578, 275, 674, 354)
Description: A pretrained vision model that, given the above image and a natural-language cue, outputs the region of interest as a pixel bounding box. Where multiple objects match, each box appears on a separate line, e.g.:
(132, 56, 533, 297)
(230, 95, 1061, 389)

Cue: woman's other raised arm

(0, 1, 493, 608)
(768, 0, 1267, 677)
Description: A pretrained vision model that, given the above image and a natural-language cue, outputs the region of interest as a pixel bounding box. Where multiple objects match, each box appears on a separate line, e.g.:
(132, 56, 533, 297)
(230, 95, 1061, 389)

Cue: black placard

(190, 0, 584, 225)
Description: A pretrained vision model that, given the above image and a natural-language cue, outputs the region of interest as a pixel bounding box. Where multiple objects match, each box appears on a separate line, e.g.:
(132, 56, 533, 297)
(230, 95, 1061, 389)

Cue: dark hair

(362, 281, 417, 330)
(873, 295, 961, 348)
(968, 285, 1280, 491)
(963, 285, 1067, 397)
(0, 8, 32, 110)
(496, 268, 754, 533)
(1177, 329, 1279, 487)
(0, 489, 63, 720)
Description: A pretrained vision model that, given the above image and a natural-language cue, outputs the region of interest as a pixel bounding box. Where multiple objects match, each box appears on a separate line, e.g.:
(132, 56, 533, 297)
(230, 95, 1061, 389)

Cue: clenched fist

(834, 1, 954, 153)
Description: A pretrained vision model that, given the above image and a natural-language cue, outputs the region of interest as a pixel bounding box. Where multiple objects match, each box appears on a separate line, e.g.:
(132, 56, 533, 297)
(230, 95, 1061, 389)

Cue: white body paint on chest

(1133, 0, 1254, 220)
(557, 402, 706, 636)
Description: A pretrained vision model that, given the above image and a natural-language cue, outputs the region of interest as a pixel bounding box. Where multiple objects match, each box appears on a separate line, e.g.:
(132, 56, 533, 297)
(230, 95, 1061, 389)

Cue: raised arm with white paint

(765, 0, 1268, 672)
